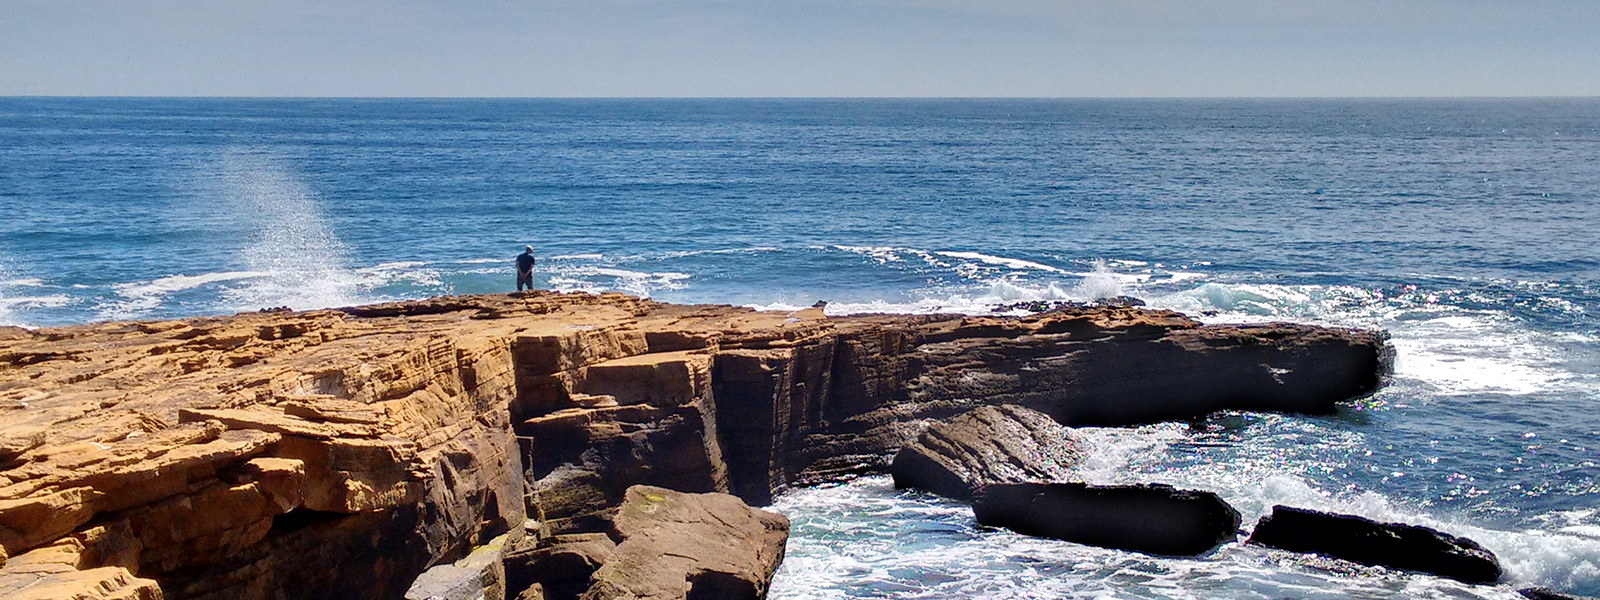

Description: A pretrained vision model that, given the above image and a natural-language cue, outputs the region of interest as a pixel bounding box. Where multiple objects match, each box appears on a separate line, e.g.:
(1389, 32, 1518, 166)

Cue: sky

(2, 0, 1597, 97)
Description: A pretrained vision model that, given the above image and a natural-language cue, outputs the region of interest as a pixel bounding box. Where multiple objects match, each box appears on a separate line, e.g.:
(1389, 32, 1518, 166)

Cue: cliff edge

(0, 291, 1390, 600)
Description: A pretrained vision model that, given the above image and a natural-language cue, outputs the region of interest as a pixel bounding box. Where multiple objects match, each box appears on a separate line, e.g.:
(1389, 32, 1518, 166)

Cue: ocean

(1, 98, 1596, 598)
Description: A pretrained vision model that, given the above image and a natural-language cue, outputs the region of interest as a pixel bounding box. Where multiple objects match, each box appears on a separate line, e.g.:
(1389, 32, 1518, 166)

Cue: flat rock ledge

(973, 482, 1242, 556)
(1247, 505, 1502, 585)
(0, 291, 1391, 600)
(890, 405, 1082, 501)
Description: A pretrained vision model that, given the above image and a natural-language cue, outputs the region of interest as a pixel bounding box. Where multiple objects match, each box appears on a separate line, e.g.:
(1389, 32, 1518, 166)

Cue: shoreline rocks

(581, 486, 788, 600)
(973, 482, 1242, 556)
(0, 291, 1392, 599)
(1247, 505, 1501, 585)
(890, 405, 1081, 501)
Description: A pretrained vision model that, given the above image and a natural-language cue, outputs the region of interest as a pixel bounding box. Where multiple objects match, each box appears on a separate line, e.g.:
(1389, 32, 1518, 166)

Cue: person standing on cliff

(516, 245, 537, 291)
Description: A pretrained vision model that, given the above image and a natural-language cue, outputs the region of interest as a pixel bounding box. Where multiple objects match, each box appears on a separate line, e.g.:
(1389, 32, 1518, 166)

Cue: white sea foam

(935, 251, 1065, 273)
(1143, 281, 1575, 396)
(0, 263, 62, 327)
(1077, 258, 1124, 300)
(769, 475, 1547, 600)
(102, 271, 271, 319)
(546, 266, 690, 298)
(1066, 420, 1600, 595)
(547, 253, 604, 260)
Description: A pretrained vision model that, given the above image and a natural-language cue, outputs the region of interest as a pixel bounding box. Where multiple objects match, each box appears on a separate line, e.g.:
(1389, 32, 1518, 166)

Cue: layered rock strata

(889, 405, 1081, 500)
(0, 291, 1390, 600)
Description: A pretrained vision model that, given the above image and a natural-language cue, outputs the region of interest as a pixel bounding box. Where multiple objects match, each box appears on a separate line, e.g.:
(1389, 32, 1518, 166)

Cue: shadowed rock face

(890, 405, 1081, 501)
(1247, 505, 1502, 585)
(972, 482, 1242, 556)
(0, 292, 1391, 600)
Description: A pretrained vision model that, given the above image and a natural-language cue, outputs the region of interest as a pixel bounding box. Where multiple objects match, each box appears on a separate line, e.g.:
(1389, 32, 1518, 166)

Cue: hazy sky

(3, 0, 1597, 97)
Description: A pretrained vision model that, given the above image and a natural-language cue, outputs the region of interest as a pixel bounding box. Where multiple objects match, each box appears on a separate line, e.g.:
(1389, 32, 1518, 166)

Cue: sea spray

(217, 152, 365, 311)
(1078, 258, 1123, 301)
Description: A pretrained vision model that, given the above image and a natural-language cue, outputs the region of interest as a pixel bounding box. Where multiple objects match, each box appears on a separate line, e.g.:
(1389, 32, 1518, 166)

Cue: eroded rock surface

(580, 485, 787, 600)
(890, 405, 1081, 500)
(0, 291, 1390, 599)
(1247, 505, 1501, 585)
(973, 482, 1242, 556)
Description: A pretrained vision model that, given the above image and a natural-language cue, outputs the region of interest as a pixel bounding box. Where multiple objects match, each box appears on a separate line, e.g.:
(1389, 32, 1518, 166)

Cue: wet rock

(1091, 296, 1146, 308)
(972, 482, 1241, 556)
(581, 486, 787, 600)
(1520, 588, 1600, 600)
(890, 405, 1081, 500)
(1247, 505, 1501, 585)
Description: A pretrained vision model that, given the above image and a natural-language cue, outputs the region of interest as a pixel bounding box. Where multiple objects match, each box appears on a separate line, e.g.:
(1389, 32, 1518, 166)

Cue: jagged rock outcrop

(580, 485, 787, 600)
(972, 482, 1242, 556)
(1247, 505, 1501, 585)
(890, 405, 1081, 500)
(0, 291, 1390, 600)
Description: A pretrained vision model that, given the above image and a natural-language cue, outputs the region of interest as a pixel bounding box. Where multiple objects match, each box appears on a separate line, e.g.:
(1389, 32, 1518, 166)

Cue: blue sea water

(1, 98, 1597, 598)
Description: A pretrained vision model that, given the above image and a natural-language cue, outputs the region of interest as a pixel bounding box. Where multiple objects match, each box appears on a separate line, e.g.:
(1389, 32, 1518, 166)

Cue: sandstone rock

(973, 482, 1241, 556)
(890, 405, 1081, 500)
(580, 486, 787, 600)
(0, 566, 163, 600)
(1247, 505, 1501, 585)
(0, 291, 1389, 600)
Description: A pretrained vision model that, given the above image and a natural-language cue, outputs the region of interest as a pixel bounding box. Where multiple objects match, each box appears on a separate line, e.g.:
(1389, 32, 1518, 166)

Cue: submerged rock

(1247, 505, 1501, 585)
(972, 482, 1241, 556)
(580, 485, 787, 600)
(890, 405, 1081, 500)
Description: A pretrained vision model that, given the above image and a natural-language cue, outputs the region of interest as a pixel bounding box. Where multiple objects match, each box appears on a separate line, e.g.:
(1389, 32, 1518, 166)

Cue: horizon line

(3, 95, 1600, 101)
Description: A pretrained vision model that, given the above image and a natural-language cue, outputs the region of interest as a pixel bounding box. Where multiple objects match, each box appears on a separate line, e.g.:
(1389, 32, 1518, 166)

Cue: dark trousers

(517, 272, 534, 291)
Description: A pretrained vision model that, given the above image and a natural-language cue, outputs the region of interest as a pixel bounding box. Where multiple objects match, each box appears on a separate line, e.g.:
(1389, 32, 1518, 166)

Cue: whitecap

(935, 251, 1066, 273)
(103, 270, 271, 319)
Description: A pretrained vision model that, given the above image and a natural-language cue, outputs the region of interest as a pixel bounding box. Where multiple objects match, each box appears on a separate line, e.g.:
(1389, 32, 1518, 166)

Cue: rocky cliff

(0, 291, 1390, 600)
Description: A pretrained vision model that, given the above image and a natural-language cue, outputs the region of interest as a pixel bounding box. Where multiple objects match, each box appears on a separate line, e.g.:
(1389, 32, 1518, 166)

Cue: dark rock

(972, 482, 1241, 556)
(1247, 505, 1501, 585)
(580, 486, 787, 600)
(890, 405, 1081, 500)
(505, 532, 616, 600)
(1091, 295, 1146, 308)
(1520, 587, 1600, 600)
